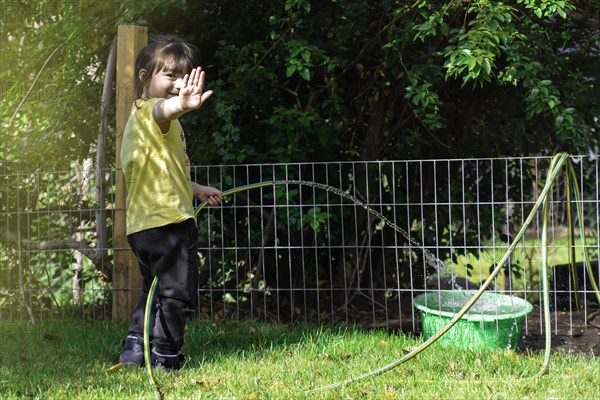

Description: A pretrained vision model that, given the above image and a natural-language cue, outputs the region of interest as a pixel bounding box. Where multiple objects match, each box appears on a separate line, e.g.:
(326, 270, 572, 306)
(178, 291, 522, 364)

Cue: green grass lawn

(0, 319, 598, 399)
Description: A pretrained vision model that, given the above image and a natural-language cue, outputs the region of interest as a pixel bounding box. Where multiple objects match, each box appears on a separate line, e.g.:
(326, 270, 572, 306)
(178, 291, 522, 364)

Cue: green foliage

(0, 166, 110, 313)
(404, 80, 444, 131)
(0, 0, 190, 314)
(285, 39, 317, 81)
(3, 0, 598, 164)
(0, 0, 184, 164)
(443, 2, 516, 86)
(517, 0, 575, 18)
(306, 207, 331, 231)
(3, 0, 600, 316)
(524, 79, 562, 118)
(5, 0, 595, 164)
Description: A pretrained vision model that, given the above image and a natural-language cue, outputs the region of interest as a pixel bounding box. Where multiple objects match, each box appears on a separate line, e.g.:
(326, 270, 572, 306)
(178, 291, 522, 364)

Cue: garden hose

(194, 181, 276, 217)
(141, 153, 600, 397)
(566, 161, 600, 305)
(141, 182, 275, 399)
(307, 153, 600, 394)
(144, 276, 161, 400)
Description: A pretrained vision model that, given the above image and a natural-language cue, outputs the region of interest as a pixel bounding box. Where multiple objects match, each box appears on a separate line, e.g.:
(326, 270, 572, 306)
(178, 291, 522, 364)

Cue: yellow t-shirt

(120, 98, 194, 235)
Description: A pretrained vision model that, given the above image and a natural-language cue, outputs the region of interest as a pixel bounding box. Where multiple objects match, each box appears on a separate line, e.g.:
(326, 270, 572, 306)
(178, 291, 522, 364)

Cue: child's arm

(153, 67, 213, 129)
(192, 182, 222, 206)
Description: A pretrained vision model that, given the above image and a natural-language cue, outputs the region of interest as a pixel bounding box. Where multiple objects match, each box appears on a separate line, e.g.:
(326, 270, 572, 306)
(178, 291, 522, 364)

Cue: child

(118, 35, 222, 370)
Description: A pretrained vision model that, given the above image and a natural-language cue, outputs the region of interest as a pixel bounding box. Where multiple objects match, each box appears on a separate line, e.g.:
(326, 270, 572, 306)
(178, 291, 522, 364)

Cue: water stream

(214, 179, 522, 344)
(272, 180, 522, 342)
(272, 179, 448, 274)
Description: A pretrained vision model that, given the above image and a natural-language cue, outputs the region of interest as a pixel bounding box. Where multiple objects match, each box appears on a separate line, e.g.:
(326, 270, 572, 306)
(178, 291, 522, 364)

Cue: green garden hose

(193, 181, 276, 217)
(141, 182, 275, 398)
(141, 153, 600, 397)
(144, 276, 161, 400)
(307, 153, 600, 394)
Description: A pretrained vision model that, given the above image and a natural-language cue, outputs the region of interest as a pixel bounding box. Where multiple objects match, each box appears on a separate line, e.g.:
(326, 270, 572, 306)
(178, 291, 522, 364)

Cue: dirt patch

(205, 294, 600, 358)
(358, 301, 600, 358)
(518, 303, 600, 357)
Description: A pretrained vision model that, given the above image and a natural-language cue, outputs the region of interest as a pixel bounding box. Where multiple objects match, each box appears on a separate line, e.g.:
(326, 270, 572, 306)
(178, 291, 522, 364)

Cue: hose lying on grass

(306, 153, 600, 395)
(140, 153, 599, 397)
(144, 276, 161, 400)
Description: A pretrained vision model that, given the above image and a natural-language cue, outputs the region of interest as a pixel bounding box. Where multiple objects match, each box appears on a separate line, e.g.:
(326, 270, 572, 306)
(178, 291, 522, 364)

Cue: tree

(0, 0, 184, 318)
(5, 0, 596, 166)
(180, 0, 597, 163)
(156, 0, 599, 314)
(2, 0, 598, 318)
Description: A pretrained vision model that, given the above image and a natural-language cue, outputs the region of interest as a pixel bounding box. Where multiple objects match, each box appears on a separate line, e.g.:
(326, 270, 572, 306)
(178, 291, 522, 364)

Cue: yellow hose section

(565, 170, 580, 311)
(144, 276, 162, 400)
(535, 156, 555, 378)
(567, 162, 600, 303)
(194, 181, 276, 217)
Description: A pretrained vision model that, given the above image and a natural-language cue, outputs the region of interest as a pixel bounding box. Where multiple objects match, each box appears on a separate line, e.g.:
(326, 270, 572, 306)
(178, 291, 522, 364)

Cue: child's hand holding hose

(192, 183, 222, 206)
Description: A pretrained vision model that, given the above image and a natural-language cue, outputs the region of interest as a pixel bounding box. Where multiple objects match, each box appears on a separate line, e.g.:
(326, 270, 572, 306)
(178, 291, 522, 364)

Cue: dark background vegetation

(1, 1, 599, 320)
(2, 0, 599, 165)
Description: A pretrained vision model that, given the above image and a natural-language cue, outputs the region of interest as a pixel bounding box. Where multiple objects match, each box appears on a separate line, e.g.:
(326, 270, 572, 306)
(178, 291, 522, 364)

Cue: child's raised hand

(179, 67, 214, 111)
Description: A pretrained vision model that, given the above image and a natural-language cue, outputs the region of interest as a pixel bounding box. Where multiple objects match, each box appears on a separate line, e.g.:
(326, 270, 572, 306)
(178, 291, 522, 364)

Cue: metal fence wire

(1, 156, 599, 336)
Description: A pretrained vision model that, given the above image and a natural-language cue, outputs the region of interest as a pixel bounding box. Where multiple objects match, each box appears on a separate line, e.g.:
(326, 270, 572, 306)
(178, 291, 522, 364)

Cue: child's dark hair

(134, 35, 199, 100)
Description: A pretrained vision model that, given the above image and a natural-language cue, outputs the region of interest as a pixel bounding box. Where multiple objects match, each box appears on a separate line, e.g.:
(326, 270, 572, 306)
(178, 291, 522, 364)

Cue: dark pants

(126, 218, 198, 354)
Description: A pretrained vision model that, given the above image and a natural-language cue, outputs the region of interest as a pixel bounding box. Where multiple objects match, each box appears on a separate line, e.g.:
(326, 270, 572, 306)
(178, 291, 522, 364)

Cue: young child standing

(118, 35, 222, 370)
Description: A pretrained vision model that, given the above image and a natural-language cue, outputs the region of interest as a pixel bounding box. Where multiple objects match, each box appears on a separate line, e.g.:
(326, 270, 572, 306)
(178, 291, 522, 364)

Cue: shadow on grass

(0, 318, 353, 397)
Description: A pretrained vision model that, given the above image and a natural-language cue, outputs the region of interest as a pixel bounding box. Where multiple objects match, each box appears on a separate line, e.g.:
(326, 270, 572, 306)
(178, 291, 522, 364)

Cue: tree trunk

(95, 37, 116, 280)
(333, 88, 388, 301)
(72, 159, 93, 304)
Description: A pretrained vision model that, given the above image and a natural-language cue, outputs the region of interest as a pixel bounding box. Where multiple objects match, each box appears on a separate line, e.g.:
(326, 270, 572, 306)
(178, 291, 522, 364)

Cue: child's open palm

(179, 67, 213, 111)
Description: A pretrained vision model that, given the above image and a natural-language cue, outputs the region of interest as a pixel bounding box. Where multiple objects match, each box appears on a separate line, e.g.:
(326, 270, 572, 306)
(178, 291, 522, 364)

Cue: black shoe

(151, 349, 184, 371)
(119, 335, 145, 367)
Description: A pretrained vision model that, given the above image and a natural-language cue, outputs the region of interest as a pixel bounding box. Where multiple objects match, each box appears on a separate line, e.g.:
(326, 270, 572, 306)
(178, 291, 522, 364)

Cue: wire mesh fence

(0, 160, 115, 322)
(1, 156, 599, 337)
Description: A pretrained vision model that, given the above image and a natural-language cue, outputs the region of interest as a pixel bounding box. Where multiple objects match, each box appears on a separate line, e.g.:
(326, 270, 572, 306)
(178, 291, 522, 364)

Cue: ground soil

(210, 295, 600, 358)
(517, 303, 600, 358)
(354, 300, 600, 358)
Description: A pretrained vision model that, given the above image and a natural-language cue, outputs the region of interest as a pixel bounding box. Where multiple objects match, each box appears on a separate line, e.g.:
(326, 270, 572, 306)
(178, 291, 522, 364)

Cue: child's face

(141, 67, 188, 99)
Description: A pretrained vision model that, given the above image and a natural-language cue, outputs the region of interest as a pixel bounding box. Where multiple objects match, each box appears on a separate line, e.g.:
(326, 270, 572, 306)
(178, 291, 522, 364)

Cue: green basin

(413, 290, 534, 350)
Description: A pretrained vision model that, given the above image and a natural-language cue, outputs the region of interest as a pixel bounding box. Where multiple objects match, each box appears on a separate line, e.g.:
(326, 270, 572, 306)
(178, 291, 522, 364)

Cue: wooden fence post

(113, 25, 148, 320)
